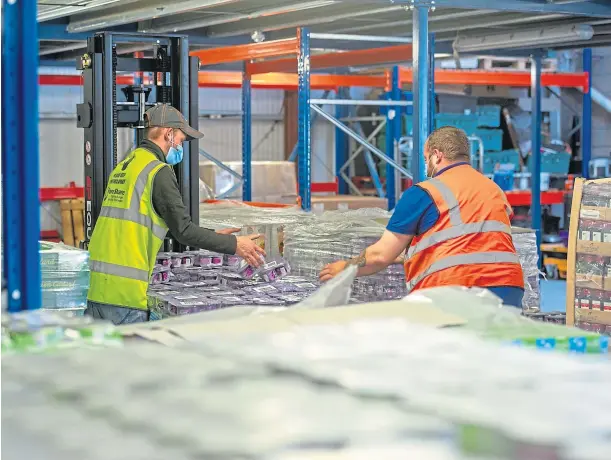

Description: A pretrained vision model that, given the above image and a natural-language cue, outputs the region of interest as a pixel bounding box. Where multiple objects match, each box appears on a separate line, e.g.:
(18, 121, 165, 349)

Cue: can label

(580, 230, 591, 241)
(592, 231, 602, 242)
(580, 298, 590, 309)
(592, 300, 602, 310)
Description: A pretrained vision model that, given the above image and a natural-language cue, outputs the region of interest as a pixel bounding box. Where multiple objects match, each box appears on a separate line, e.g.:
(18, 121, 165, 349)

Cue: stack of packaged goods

(511, 228, 541, 312)
(147, 251, 320, 319)
(570, 179, 611, 334)
(1, 309, 121, 353)
(413, 286, 608, 353)
(39, 241, 90, 315)
(283, 209, 407, 303)
(5, 312, 611, 459)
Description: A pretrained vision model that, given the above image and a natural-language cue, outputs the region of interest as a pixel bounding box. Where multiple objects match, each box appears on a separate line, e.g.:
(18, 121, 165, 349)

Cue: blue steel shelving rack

(2, 0, 42, 312)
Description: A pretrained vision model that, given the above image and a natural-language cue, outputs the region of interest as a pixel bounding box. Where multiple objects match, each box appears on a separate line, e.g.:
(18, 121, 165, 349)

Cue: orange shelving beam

(198, 71, 385, 89)
(38, 70, 587, 91)
(189, 38, 299, 66)
(397, 68, 589, 92)
(38, 72, 385, 90)
(246, 44, 413, 75)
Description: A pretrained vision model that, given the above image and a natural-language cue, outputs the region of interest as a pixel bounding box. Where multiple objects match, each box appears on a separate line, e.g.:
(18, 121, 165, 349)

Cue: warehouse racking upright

(2, 0, 607, 312)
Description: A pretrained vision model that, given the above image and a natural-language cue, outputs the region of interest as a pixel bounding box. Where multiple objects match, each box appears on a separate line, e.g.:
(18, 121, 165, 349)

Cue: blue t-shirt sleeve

(386, 186, 439, 236)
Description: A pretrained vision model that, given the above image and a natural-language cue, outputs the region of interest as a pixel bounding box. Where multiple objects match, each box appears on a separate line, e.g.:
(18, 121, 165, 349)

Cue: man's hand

(216, 227, 241, 235)
(235, 234, 266, 267)
(319, 260, 348, 282)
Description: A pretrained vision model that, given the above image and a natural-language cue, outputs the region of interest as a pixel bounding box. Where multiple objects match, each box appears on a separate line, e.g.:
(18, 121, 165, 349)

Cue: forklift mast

(76, 32, 200, 252)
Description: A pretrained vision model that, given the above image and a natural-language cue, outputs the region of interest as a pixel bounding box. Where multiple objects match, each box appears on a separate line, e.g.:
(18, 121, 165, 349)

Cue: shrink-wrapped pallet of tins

(283, 209, 407, 303)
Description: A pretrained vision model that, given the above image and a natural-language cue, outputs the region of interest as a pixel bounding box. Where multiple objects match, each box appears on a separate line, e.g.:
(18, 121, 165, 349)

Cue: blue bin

(493, 171, 514, 191)
(435, 113, 478, 135)
(476, 128, 503, 152)
(477, 105, 501, 128)
(542, 151, 571, 175)
(482, 149, 521, 175)
(524, 151, 572, 175)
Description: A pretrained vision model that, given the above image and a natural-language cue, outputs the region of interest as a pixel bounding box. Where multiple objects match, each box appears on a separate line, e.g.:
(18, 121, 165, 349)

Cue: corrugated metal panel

(199, 88, 284, 115)
(199, 119, 284, 162)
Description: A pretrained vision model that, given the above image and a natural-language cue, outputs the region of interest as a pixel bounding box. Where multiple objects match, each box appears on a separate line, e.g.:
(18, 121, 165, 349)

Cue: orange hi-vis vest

(404, 164, 524, 293)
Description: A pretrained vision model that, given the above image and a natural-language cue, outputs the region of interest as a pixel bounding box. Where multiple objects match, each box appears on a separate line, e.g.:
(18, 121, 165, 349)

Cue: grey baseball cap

(144, 103, 204, 140)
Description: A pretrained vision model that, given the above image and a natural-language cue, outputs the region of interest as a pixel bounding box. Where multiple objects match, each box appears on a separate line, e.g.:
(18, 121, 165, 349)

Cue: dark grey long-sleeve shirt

(140, 139, 237, 255)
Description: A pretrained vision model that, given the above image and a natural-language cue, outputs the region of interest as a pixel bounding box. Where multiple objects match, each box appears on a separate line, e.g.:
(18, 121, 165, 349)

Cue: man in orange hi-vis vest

(320, 126, 525, 308)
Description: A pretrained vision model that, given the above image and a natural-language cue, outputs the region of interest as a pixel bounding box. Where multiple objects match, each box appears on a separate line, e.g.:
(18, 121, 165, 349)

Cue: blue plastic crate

(476, 105, 501, 128)
(482, 149, 521, 175)
(434, 112, 478, 135)
(493, 171, 514, 191)
(476, 128, 503, 152)
(542, 151, 571, 175)
(523, 151, 571, 175)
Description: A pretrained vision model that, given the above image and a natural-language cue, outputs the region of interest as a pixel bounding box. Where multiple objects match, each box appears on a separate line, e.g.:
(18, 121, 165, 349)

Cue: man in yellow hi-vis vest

(86, 104, 265, 324)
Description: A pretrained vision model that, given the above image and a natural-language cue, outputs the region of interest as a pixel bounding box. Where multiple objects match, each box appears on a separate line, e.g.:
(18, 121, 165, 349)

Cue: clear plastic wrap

(39, 241, 90, 312)
(199, 201, 308, 259)
(570, 179, 611, 335)
(510, 228, 541, 312)
(283, 209, 407, 303)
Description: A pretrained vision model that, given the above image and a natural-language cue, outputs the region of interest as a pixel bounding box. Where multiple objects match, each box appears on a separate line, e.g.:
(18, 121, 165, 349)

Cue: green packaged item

(39, 241, 90, 310)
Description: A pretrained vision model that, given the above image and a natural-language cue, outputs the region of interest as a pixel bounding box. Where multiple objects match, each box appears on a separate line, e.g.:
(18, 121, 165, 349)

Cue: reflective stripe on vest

(406, 251, 520, 292)
(90, 260, 150, 282)
(427, 177, 463, 226)
(97, 159, 168, 254)
(407, 220, 512, 258)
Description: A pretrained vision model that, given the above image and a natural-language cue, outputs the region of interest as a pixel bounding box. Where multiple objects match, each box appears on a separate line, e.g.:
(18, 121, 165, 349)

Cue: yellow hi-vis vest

(87, 148, 169, 310)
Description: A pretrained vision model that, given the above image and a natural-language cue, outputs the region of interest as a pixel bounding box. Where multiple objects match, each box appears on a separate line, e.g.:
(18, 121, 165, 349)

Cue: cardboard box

(120, 298, 466, 345)
(311, 195, 388, 211)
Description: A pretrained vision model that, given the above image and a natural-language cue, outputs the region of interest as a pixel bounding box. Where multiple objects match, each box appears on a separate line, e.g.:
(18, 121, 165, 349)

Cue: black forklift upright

(76, 32, 200, 252)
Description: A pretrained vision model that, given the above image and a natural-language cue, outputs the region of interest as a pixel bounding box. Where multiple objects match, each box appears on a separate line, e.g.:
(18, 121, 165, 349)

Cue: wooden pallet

(59, 198, 85, 247)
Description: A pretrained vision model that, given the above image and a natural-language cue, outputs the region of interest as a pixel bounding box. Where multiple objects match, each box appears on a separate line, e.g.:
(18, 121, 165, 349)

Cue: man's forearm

(345, 247, 392, 277)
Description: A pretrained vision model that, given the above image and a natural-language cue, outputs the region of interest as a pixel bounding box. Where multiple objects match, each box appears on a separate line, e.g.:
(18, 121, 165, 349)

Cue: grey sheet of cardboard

(140, 300, 467, 343)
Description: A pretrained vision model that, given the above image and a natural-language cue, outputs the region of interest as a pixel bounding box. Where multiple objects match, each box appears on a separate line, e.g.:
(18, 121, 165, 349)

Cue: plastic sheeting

(511, 228, 541, 312)
(39, 241, 90, 313)
(5, 296, 611, 459)
(283, 208, 407, 303)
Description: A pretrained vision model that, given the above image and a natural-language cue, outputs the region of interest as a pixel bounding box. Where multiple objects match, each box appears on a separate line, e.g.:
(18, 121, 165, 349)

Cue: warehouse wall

(38, 76, 335, 233)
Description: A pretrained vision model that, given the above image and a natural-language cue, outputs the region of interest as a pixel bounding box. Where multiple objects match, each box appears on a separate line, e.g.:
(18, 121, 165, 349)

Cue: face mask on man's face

(166, 130, 184, 165)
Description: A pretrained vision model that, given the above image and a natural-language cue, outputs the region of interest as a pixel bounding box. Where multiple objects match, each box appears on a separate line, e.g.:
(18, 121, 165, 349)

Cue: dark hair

(426, 126, 470, 162)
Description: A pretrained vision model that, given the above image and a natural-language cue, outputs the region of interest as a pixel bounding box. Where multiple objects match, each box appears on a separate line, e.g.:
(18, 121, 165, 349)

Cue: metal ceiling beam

(333, 10, 492, 34)
(38, 0, 139, 22)
(66, 0, 241, 33)
(39, 34, 251, 60)
(203, 4, 406, 37)
(39, 42, 89, 57)
(144, 0, 338, 33)
(39, 23, 90, 41)
(388, 0, 611, 17)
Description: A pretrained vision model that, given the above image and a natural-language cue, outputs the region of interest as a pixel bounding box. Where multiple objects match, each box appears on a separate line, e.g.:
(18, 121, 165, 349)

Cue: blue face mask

(166, 131, 184, 165)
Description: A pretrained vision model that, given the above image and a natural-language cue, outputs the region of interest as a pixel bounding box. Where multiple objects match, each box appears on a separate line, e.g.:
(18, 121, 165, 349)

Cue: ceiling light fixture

(453, 24, 594, 53)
